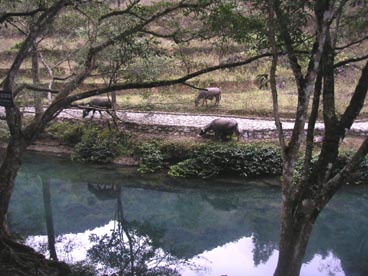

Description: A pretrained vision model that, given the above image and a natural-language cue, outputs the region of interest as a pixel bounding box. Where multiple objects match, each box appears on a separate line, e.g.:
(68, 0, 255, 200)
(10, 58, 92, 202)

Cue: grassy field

(1, 23, 367, 120)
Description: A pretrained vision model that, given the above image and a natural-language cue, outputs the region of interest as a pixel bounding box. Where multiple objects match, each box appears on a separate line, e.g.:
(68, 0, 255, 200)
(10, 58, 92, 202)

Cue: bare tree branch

(91, 1, 210, 56)
(265, 0, 286, 157)
(334, 54, 368, 68)
(325, 136, 368, 195)
(98, 0, 140, 22)
(3, 0, 69, 139)
(13, 84, 59, 97)
(66, 52, 275, 103)
(335, 35, 368, 51)
(0, 8, 46, 23)
(339, 60, 368, 132)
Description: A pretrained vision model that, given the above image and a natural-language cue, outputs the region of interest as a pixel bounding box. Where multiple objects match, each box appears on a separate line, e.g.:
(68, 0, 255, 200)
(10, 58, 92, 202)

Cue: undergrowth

(168, 143, 282, 178)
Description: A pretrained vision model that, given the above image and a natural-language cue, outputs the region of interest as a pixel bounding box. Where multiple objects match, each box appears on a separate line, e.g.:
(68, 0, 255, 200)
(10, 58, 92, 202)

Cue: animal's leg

(215, 96, 219, 106)
(214, 131, 221, 140)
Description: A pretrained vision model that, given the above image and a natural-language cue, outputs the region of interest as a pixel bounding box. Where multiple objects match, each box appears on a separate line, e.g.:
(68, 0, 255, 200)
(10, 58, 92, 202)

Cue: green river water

(8, 152, 368, 276)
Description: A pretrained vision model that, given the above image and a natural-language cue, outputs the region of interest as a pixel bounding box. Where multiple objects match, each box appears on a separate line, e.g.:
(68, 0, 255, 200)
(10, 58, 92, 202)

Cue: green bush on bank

(46, 121, 84, 146)
(135, 141, 165, 173)
(168, 143, 283, 178)
(43, 121, 368, 184)
(135, 139, 201, 174)
(292, 151, 368, 185)
(71, 126, 131, 164)
(45, 121, 132, 164)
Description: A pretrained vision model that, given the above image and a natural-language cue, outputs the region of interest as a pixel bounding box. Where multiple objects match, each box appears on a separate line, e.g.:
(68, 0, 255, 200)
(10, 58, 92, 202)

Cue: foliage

(45, 121, 84, 146)
(168, 143, 282, 178)
(71, 127, 130, 164)
(134, 139, 200, 174)
(255, 73, 269, 89)
(208, 1, 266, 45)
(333, 151, 368, 185)
(135, 141, 166, 174)
(293, 151, 368, 186)
(0, 121, 9, 142)
(87, 225, 182, 276)
(159, 139, 200, 164)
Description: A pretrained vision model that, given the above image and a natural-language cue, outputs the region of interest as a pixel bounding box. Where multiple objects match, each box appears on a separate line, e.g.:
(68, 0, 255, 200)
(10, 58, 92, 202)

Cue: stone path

(61, 108, 368, 135)
(2, 107, 368, 135)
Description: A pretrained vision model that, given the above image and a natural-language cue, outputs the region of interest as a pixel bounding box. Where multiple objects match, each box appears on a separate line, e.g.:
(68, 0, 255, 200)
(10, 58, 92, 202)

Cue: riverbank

(1, 109, 368, 167)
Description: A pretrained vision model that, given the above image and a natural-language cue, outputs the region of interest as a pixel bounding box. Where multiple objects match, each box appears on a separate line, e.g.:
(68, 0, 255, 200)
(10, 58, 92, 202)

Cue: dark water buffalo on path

(82, 97, 112, 118)
(200, 118, 240, 141)
(195, 87, 222, 107)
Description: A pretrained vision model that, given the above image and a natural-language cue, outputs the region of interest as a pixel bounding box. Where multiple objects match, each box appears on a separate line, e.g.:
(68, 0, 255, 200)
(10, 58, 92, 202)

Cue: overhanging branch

(0, 8, 46, 23)
(326, 137, 368, 193)
(334, 54, 368, 68)
(13, 84, 59, 97)
(66, 52, 275, 103)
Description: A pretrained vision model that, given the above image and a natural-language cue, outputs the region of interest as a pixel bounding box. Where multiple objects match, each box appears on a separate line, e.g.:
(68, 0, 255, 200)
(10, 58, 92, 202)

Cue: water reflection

(8, 153, 368, 275)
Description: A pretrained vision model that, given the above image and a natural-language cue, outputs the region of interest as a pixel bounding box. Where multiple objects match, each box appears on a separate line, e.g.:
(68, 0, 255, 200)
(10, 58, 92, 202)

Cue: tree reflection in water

(86, 183, 201, 276)
(9, 153, 368, 276)
(252, 234, 277, 266)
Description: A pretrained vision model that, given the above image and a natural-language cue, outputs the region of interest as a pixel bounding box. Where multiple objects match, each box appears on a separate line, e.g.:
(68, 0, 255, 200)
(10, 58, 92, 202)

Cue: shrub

(46, 121, 84, 146)
(356, 155, 368, 185)
(71, 127, 128, 164)
(135, 141, 165, 173)
(159, 140, 200, 164)
(168, 143, 282, 178)
(293, 151, 368, 185)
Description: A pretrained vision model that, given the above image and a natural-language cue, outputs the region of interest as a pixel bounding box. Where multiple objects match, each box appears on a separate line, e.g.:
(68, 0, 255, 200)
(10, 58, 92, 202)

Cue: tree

(0, 0, 270, 274)
(261, 0, 368, 275)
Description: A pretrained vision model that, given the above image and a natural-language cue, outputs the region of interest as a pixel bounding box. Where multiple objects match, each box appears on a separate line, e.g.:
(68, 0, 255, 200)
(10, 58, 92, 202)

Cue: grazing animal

(82, 97, 112, 118)
(199, 118, 240, 141)
(195, 87, 222, 107)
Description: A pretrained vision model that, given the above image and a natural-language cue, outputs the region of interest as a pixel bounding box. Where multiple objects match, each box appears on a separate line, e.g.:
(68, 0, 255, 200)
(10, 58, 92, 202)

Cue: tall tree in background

(261, 0, 368, 275)
(1, 0, 366, 275)
(0, 3, 270, 273)
(0, 0, 232, 273)
(0, 0, 209, 232)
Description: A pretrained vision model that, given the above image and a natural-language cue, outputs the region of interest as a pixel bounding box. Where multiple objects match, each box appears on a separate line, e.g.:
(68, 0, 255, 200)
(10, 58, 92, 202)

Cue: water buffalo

(199, 118, 240, 141)
(82, 97, 112, 118)
(195, 87, 222, 107)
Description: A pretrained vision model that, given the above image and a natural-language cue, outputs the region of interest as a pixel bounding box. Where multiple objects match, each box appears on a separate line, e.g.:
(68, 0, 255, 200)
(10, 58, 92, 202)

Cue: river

(8, 152, 368, 276)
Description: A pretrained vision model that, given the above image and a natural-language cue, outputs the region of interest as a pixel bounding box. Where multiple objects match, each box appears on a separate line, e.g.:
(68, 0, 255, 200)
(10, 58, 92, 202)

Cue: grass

(1, 21, 367, 120)
(112, 79, 368, 119)
(114, 85, 281, 116)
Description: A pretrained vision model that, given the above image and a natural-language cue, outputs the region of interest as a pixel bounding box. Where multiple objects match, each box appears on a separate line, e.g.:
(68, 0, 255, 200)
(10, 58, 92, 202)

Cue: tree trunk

(42, 176, 58, 261)
(0, 139, 27, 237)
(274, 199, 318, 276)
